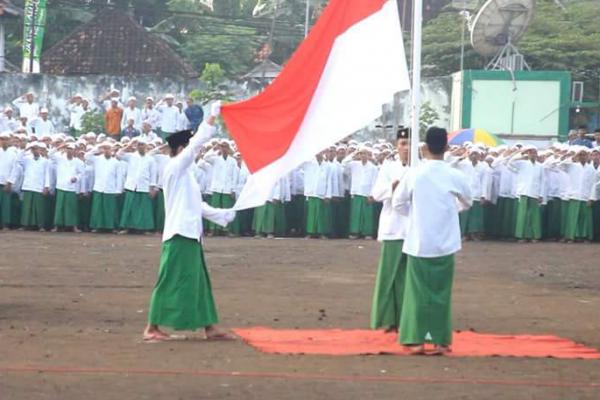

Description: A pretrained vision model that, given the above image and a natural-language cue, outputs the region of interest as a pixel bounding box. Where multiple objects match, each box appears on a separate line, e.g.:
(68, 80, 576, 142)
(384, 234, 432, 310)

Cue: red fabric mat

(233, 328, 600, 359)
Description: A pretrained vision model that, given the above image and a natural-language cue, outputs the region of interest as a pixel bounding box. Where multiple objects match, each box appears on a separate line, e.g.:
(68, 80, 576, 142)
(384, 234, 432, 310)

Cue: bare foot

(50, 227, 58, 233)
(205, 325, 237, 341)
(429, 345, 451, 356)
(404, 344, 426, 355)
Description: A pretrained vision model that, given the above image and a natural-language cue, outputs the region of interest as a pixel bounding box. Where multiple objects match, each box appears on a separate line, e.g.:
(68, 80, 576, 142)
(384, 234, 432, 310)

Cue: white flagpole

(410, 0, 423, 166)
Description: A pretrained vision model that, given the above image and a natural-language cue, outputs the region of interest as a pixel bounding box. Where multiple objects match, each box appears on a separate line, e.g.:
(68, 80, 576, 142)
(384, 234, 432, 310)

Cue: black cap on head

(425, 127, 448, 155)
(166, 130, 193, 151)
(397, 127, 410, 140)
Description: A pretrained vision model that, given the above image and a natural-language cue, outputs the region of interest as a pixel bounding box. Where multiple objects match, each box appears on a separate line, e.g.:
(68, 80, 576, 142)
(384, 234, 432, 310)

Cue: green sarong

(286, 195, 305, 236)
(459, 200, 484, 235)
(154, 189, 165, 232)
(253, 201, 287, 236)
(0, 185, 12, 227)
(148, 235, 218, 330)
(593, 201, 600, 242)
(564, 200, 593, 241)
(373, 201, 383, 235)
(370, 240, 407, 330)
(560, 199, 570, 238)
(499, 197, 518, 239)
(544, 198, 562, 240)
(45, 193, 56, 229)
(90, 191, 118, 230)
(20, 191, 47, 228)
(78, 194, 92, 230)
(119, 190, 155, 231)
(349, 195, 375, 237)
(53, 189, 79, 227)
(399, 254, 454, 346)
(305, 197, 332, 236)
(10, 193, 21, 227)
(332, 195, 350, 238)
(515, 196, 542, 240)
(208, 192, 234, 234)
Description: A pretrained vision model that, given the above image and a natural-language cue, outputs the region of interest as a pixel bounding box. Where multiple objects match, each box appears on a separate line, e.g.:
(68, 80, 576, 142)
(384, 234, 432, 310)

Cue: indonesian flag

(222, 0, 410, 210)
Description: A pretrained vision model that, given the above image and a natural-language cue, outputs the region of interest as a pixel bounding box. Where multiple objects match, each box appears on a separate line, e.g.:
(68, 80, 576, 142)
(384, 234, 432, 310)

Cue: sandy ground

(0, 231, 599, 399)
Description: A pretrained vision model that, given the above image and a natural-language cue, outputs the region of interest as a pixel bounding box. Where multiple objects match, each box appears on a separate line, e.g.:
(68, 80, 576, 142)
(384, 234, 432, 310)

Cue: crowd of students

(0, 90, 599, 242)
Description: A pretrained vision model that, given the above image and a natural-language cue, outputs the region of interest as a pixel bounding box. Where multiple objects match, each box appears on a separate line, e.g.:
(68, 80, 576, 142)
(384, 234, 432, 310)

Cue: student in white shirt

(121, 97, 142, 130)
(116, 137, 158, 233)
(343, 145, 378, 239)
(392, 127, 471, 355)
(253, 174, 290, 238)
(68, 94, 86, 136)
(590, 148, 600, 241)
(506, 145, 545, 243)
(156, 94, 179, 139)
(204, 140, 239, 236)
(559, 147, 596, 242)
(0, 107, 20, 133)
(48, 143, 84, 232)
(12, 142, 50, 231)
(29, 108, 55, 136)
(303, 151, 335, 238)
(175, 100, 190, 131)
(230, 155, 253, 236)
(0, 132, 18, 228)
(370, 127, 411, 332)
(12, 92, 39, 121)
(85, 142, 122, 232)
(149, 139, 169, 233)
(141, 97, 160, 130)
(144, 103, 237, 342)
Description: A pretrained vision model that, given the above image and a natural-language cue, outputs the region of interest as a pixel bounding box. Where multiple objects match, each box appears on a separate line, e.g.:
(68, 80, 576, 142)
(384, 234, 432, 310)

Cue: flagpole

(409, 0, 423, 166)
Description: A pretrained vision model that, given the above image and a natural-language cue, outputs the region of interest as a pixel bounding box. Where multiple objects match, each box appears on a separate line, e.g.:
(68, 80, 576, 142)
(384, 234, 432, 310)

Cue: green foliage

(189, 63, 233, 104)
(422, 0, 600, 99)
(80, 112, 105, 135)
(420, 101, 440, 138)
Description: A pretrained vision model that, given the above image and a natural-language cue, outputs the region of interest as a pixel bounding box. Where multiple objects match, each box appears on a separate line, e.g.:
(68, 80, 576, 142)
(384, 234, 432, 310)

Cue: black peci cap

(166, 130, 193, 150)
(397, 126, 410, 140)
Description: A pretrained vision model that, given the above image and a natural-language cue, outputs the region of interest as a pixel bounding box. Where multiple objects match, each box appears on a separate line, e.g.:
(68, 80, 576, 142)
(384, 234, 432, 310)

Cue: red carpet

(233, 328, 600, 359)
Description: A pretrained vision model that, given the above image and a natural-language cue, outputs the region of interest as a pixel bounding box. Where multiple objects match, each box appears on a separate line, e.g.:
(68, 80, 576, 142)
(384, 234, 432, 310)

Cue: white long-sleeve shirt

(344, 160, 378, 197)
(157, 105, 179, 133)
(204, 153, 239, 194)
(558, 160, 594, 201)
(49, 152, 84, 192)
(141, 107, 160, 129)
(507, 158, 546, 199)
(289, 167, 304, 196)
(12, 153, 49, 193)
(68, 104, 86, 130)
(153, 153, 169, 189)
(176, 111, 190, 131)
(29, 118, 55, 136)
(117, 151, 157, 193)
(121, 107, 142, 130)
(393, 160, 472, 258)
(0, 147, 18, 185)
(162, 123, 234, 242)
(12, 98, 39, 121)
(85, 153, 121, 194)
(371, 160, 409, 241)
(303, 159, 333, 199)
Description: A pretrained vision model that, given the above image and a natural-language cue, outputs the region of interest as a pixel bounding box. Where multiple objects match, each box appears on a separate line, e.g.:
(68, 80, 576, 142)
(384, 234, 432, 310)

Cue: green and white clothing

(303, 158, 334, 236)
(148, 122, 235, 331)
(508, 158, 545, 240)
(393, 160, 471, 346)
(452, 159, 492, 236)
(13, 153, 49, 228)
(344, 159, 378, 237)
(369, 160, 409, 330)
(117, 150, 157, 231)
(49, 151, 84, 228)
(253, 175, 289, 236)
(85, 152, 121, 230)
(0, 146, 18, 226)
(204, 151, 239, 234)
(559, 160, 596, 241)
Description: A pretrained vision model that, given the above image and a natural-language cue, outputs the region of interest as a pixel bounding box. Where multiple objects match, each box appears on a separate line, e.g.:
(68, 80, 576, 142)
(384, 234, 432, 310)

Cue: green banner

(22, 0, 47, 73)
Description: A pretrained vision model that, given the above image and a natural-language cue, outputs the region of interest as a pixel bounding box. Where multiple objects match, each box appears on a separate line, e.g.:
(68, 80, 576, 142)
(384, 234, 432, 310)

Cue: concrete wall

(0, 73, 204, 131)
(0, 73, 453, 139)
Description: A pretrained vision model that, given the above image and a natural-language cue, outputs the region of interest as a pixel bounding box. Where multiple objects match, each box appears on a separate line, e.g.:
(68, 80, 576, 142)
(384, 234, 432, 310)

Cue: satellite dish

(470, 0, 535, 70)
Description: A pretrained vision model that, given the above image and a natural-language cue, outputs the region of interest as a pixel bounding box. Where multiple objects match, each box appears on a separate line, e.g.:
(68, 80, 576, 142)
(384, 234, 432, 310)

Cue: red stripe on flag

(221, 0, 388, 173)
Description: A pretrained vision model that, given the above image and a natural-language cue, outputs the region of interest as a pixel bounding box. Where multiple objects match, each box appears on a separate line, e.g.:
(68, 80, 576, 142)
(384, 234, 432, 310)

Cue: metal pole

(304, 0, 310, 38)
(29, 0, 37, 74)
(410, 0, 423, 166)
(0, 23, 5, 72)
(460, 9, 465, 71)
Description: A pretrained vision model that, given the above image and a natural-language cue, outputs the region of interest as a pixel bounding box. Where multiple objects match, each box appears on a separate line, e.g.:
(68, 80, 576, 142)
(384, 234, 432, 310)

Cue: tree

(422, 1, 600, 99)
(420, 101, 440, 138)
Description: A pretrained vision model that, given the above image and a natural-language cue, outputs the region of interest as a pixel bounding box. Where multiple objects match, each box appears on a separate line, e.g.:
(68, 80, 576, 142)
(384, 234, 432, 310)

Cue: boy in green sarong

(49, 143, 85, 232)
(369, 127, 410, 332)
(144, 102, 236, 342)
(392, 127, 471, 355)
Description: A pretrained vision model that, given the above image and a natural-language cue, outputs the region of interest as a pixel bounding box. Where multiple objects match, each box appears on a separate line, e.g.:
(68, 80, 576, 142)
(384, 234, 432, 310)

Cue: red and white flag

(222, 0, 410, 210)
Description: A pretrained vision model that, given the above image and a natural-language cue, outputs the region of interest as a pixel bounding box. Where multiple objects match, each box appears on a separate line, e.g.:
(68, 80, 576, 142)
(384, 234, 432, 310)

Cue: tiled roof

(41, 8, 197, 77)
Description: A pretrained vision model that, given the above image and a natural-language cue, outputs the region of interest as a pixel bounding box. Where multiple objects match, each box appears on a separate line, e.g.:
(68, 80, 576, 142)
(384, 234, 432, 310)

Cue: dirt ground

(0, 231, 599, 400)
